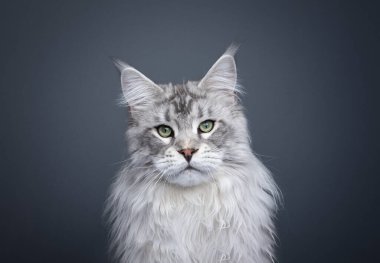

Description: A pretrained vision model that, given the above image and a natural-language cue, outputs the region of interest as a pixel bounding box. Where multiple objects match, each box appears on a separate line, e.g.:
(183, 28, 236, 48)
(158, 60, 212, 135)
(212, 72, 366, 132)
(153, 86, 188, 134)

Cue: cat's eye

(198, 120, 215, 133)
(157, 125, 173, 138)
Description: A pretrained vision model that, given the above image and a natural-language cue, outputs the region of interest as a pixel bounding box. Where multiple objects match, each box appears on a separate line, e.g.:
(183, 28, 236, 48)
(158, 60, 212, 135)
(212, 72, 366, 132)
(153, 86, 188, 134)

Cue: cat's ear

(198, 45, 239, 101)
(112, 58, 163, 114)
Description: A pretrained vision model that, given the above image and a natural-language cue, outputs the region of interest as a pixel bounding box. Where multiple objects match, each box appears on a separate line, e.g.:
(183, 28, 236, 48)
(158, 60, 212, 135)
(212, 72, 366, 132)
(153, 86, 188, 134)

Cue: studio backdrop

(1, 0, 378, 262)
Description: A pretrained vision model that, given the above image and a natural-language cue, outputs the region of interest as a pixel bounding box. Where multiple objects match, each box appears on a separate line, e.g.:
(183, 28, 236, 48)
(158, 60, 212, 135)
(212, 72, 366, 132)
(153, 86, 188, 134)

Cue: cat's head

(115, 46, 250, 187)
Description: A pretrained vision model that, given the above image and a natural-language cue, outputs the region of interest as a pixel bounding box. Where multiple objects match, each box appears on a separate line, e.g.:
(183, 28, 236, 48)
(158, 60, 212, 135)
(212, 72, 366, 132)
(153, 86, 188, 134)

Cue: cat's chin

(164, 168, 211, 187)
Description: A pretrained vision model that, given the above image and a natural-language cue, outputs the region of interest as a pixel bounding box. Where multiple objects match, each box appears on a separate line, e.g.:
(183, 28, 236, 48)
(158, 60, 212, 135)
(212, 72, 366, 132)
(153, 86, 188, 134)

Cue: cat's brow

(158, 84, 203, 118)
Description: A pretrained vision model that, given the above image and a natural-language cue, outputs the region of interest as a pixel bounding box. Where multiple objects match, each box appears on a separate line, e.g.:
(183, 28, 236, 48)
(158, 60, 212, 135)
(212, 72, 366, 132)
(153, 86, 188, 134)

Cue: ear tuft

(110, 57, 130, 72)
(224, 43, 239, 57)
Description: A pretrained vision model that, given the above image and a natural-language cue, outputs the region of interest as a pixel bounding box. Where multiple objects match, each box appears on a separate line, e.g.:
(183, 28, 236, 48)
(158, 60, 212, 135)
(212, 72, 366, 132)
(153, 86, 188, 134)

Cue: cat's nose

(178, 148, 198, 162)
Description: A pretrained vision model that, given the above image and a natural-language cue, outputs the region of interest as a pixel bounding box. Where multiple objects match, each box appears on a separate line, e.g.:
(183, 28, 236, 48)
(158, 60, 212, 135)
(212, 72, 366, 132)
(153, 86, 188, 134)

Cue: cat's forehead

(150, 81, 212, 128)
(160, 81, 206, 102)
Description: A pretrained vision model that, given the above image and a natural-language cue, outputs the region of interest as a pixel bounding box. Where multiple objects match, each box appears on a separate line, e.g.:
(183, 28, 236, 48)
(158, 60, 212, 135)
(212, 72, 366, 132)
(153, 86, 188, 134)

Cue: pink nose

(178, 148, 198, 162)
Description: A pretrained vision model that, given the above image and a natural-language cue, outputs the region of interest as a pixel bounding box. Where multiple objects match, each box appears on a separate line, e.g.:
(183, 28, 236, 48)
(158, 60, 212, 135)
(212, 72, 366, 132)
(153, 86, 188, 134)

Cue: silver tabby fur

(106, 46, 281, 263)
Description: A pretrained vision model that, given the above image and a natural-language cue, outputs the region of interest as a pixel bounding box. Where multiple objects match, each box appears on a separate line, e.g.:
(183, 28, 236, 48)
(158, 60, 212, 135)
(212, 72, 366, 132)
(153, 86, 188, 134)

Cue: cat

(106, 46, 281, 263)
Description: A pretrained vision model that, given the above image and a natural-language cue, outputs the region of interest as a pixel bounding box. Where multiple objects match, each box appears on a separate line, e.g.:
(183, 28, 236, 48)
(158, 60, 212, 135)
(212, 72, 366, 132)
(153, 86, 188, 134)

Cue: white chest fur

(110, 167, 277, 263)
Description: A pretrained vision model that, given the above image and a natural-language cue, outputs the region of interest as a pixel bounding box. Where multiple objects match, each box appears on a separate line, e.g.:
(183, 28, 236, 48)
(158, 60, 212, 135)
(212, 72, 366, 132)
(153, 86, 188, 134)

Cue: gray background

(1, 0, 379, 262)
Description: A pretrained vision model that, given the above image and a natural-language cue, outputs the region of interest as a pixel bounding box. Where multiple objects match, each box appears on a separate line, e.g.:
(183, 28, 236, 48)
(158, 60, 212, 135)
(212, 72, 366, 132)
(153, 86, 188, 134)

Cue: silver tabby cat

(106, 46, 281, 263)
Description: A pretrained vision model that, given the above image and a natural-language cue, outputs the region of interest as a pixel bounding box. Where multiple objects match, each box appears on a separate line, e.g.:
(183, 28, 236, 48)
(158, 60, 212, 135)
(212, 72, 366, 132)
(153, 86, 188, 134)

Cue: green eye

(157, 125, 173, 138)
(198, 120, 215, 133)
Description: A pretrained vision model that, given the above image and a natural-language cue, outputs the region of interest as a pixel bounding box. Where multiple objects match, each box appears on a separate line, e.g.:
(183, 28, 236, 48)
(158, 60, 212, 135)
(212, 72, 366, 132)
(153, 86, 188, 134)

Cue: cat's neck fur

(108, 151, 278, 263)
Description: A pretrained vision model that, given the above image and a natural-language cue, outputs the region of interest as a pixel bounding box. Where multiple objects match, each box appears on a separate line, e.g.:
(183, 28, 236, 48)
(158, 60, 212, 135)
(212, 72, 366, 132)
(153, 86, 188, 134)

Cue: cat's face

(116, 47, 249, 187)
(132, 81, 237, 187)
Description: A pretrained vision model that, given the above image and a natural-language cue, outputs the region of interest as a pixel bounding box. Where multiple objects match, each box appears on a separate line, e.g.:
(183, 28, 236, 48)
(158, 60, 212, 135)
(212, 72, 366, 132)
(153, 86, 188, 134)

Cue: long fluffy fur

(106, 47, 281, 263)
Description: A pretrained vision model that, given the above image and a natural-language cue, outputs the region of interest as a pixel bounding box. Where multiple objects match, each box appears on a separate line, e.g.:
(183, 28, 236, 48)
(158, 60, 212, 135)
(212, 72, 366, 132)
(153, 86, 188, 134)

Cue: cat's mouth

(183, 165, 201, 172)
(163, 163, 212, 187)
